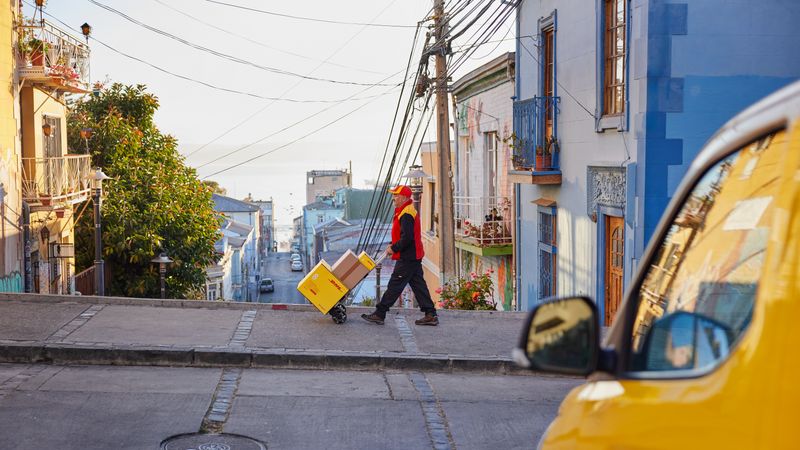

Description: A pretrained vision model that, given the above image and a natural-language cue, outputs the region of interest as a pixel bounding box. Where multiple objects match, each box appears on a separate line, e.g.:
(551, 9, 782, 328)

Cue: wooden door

(604, 216, 624, 326)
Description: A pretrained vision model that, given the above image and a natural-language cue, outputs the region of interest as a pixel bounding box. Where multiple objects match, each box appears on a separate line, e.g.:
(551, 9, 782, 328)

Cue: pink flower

(470, 272, 477, 279)
(464, 220, 470, 225)
(435, 287, 443, 294)
(465, 282, 472, 289)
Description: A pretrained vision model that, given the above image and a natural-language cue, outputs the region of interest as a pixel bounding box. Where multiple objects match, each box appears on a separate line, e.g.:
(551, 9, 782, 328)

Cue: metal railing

(18, 19, 91, 91)
(21, 155, 91, 206)
(512, 96, 560, 171)
(454, 195, 512, 246)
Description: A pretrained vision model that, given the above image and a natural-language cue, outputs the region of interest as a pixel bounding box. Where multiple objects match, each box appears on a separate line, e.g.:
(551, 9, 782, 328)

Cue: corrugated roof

(213, 193, 260, 212)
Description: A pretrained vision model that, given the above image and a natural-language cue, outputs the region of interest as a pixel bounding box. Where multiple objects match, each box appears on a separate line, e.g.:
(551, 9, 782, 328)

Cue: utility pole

(433, 0, 455, 282)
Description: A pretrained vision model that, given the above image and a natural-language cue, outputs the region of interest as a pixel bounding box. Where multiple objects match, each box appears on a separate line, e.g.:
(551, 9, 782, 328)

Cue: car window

(628, 130, 785, 374)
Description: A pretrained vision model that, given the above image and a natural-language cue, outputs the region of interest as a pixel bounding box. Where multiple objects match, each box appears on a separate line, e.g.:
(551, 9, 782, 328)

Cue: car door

(543, 127, 796, 449)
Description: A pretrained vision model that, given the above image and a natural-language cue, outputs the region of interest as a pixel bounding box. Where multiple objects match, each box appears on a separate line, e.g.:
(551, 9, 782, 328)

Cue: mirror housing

(514, 296, 600, 376)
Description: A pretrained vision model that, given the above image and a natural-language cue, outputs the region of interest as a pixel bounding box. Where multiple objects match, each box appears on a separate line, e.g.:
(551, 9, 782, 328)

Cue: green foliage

(69, 83, 221, 298)
(360, 296, 375, 307)
(437, 270, 497, 310)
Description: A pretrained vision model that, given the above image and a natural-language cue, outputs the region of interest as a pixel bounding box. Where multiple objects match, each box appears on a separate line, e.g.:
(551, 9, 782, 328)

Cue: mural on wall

(458, 250, 513, 310)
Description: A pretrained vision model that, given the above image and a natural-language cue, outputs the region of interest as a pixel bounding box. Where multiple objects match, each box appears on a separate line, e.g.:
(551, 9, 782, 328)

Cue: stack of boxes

(297, 250, 377, 314)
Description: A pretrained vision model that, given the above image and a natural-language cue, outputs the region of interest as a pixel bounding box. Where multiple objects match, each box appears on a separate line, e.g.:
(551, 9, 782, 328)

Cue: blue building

(511, 0, 800, 322)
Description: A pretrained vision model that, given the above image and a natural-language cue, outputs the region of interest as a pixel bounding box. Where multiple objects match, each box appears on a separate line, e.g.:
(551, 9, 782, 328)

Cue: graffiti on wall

(0, 271, 23, 293)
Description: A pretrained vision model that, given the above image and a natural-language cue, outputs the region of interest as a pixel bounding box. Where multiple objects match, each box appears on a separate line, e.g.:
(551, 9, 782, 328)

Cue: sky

(26, 0, 514, 238)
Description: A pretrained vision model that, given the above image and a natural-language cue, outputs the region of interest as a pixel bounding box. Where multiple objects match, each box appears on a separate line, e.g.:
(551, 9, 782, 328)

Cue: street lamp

(402, 165, 428, 210)
(151, 252, 173, 299)
(91, 168, 110, 296)
(80, 23, 92, 44)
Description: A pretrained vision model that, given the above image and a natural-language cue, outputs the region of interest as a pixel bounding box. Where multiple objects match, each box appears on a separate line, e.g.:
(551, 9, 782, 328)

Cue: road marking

(46, 304, 105, 342)
(200, 367, 242, 433)
(0, 365, 49, 399)
(409, 372, 455, 450)
(229, 310, 257, 348)
(395, 315, 420, 354)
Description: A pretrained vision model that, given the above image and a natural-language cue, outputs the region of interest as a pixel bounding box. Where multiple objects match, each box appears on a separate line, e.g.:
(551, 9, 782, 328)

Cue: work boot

(361, 312, 385, 325)
(415, 313, 439, 326)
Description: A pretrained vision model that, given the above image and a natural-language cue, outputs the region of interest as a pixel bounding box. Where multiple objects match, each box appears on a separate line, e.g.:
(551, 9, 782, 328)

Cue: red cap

(388, 185, 412, 197)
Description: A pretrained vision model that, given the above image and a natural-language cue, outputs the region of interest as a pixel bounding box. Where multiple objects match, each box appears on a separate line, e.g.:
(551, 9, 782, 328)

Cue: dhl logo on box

(296, 261, 348, 314)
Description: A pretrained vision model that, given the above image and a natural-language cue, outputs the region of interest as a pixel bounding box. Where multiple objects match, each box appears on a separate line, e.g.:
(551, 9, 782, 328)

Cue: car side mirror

(636, 310, 734, 371)
(513, 296, 600, 375)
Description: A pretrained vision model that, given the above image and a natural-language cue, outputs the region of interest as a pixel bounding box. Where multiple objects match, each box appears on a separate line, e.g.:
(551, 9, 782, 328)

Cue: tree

(202, 180, 227, 195)
(68, 83, 221, 298)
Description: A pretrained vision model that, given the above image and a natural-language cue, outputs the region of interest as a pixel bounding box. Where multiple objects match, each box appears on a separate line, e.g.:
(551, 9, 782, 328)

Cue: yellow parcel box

(296, 261, 349, 314)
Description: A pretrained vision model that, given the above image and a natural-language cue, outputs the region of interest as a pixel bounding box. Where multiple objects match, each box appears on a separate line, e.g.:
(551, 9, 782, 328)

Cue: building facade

(305, 169, 351, 204)
(452, 52, 516, 310)
(0, 2, 92, 294)
(512, 0, 800, 320)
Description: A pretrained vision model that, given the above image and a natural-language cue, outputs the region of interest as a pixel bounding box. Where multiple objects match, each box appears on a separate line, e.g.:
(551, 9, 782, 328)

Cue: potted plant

(536, 136, 559, 170)
(27, 38, 49, 66)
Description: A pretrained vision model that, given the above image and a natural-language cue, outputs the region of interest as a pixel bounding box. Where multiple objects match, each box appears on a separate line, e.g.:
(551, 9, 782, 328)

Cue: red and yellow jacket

(390, 200, 425, 261)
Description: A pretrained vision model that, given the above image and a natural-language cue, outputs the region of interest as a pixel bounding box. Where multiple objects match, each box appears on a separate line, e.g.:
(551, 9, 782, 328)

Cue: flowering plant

(48, 64, 79, 81)
(436, 269, 496, 310)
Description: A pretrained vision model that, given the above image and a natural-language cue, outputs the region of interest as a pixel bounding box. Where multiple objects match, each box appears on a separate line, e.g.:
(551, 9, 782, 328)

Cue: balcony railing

(512, 96, 561, 172)
(21, 155, 91, 208)
(454, 195, 512, 247)
(18, 20, 90, 92)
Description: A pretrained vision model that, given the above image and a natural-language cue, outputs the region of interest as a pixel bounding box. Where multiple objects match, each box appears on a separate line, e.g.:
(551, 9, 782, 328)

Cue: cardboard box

(332, 250, 371, 290)
(296, 260, 348, 314)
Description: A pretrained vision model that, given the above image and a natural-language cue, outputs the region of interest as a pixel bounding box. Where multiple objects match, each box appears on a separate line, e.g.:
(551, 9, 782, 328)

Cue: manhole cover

(161, 433, 266, 450)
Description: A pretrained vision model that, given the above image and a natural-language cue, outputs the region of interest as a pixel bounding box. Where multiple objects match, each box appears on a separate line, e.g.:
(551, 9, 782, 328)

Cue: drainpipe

(22, 201, 32, 292)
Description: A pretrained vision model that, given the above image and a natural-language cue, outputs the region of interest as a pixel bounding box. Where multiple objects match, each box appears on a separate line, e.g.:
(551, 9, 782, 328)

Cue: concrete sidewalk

(0, 293, 531, 374)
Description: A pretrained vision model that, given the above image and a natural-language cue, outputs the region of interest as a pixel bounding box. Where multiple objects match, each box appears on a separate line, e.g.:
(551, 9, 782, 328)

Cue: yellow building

(0, 2, 92, 294)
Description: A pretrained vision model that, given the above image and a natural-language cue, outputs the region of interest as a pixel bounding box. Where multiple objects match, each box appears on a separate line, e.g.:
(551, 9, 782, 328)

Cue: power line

(152, 0, 389, 76)
(200, 84, 399, 179)
(24, 1, 398, 104)
(194, 68, 407, 169)
(90, 36, 399, 104)
(86, 0, 399, 87)
(203, 0, 418, 28)
(187, 0, 414, 159)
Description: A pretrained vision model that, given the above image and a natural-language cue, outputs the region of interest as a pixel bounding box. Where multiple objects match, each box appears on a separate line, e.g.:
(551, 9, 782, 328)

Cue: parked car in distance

(258, 278, 274, 293)
(290, 253, 301, 262)
(291, 260, 303, 272)
(514, 81, 800, 450)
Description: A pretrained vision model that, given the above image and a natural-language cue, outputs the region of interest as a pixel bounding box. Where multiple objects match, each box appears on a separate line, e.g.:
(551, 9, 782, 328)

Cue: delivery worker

(362, 185, 439, 326)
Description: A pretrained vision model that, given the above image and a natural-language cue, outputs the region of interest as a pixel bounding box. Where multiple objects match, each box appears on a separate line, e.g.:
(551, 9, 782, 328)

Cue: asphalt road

(0, 363, 581, 449)
(258, 252, 308, 304)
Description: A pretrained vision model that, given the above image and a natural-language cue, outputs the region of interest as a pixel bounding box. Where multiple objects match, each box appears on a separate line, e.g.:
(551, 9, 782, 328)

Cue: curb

(0, 293, 530, 319)
(0, 343, 530, 375)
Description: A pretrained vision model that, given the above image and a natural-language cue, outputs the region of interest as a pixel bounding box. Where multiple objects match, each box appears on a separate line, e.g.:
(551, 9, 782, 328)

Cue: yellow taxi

(514, 80, 800, 449)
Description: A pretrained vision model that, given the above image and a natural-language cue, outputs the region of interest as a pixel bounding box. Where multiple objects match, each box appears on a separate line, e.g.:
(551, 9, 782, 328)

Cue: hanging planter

(39, 194, 52, 206)
(55, 209, 65, 218)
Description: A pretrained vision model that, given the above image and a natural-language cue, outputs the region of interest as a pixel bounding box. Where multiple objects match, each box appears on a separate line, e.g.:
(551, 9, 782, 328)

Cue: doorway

(604, 215, 624, 326)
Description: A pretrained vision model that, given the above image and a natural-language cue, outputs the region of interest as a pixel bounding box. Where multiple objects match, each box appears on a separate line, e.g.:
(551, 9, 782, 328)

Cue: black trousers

(376, 259, 436, 318)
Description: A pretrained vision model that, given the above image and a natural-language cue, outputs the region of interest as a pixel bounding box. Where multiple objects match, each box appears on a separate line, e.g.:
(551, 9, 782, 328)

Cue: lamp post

(402, 165, 428, 211)
(151, 252, 173, 299)
(91, 168, 110, 296)
(80, 23, 92, 44)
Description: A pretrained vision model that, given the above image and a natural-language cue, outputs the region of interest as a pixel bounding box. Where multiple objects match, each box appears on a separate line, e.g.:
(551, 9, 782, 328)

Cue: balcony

(18, 20, 90, 93)
(21, 155, 92, 210)
(454, 196, 513, 256)
(510, 96, 562, 185)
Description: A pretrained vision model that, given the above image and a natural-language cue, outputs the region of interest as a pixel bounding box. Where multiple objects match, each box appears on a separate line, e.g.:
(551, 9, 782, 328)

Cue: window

(603, 0, 626, 116)
(428, 181, 437, 235)
(485, 132, 498, 199)
(628, 130, 785, 374)
(542, 28, 555, 142)
(538, 206, 557, 300)
(43, 116, 62, 158)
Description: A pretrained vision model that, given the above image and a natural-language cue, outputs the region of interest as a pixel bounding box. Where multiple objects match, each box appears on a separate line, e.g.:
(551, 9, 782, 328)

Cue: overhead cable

(86, 0, 398, 87)
(203, 0, 418, 28)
